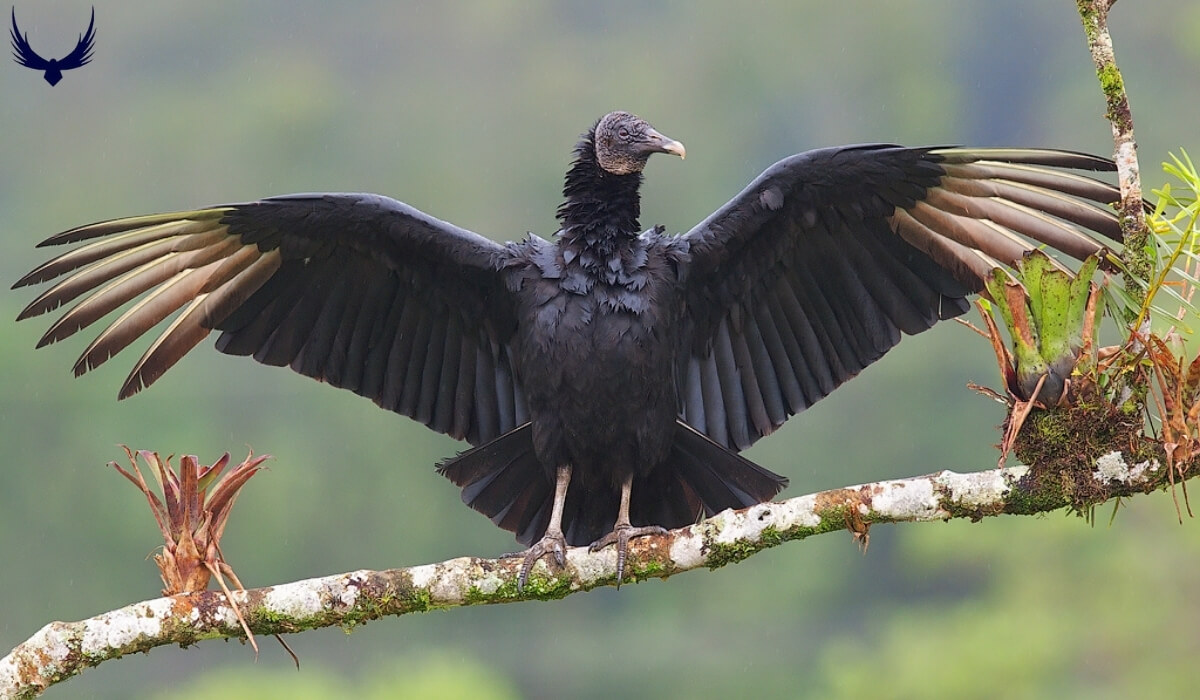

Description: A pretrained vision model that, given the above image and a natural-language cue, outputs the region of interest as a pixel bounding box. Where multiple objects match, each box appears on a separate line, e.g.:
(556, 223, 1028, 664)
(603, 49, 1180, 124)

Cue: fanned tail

(629, 421, 788, 535)
(437, 423, 551, 546)
(439, 420, 788, 547)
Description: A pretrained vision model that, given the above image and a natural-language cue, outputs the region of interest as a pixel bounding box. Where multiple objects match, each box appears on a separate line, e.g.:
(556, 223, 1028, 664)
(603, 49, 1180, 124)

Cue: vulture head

(593, 111, 686, 175)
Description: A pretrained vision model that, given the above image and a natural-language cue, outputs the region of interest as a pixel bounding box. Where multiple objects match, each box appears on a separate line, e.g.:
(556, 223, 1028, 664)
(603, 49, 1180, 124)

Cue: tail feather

(502, 482, 552, 545)
(438, 420, 788, 548)
(666, 431, 754, 506)
(631, 421, 788, 531)
(670, 422, 789, 506)
(437, 423, 551, 543)
(637, 466, 700, 531)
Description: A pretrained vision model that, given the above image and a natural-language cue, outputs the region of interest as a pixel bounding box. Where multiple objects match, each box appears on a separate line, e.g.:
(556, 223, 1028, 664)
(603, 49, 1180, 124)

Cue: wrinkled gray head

(593, 111, 686, 175)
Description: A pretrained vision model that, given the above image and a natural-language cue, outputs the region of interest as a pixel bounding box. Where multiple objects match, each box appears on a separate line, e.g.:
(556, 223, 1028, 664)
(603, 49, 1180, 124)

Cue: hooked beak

(645, 127, 686, 160)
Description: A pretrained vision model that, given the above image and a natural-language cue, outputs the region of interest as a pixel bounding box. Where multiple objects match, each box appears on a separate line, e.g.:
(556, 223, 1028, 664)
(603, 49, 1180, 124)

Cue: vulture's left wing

(677, 145, 1122, 451)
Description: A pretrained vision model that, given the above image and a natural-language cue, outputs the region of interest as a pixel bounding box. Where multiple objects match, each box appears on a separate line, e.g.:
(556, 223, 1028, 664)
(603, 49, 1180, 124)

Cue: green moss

(705, 538, 761, 569)
(463, 585, 492, 605)
(252, 605, 297, 632)
(705, 525, 799, 570)
(1097, 63, 1133, 132)
(513, 573, 574, 600)
(1011, 401, 1148, 516)
(1075, 0, 1098, 40)
(249, 572, 447, 637)
(1002, 475, 1070, 515)
(938, 495, 1007, 522)
(340, 586, 435, 631)
(1098, 63, 1124, 99)
(400, 588, 435, 613)
(626, 558, 670, 581)
(761, 525, 787, 548)
(461, 574, 574, 603)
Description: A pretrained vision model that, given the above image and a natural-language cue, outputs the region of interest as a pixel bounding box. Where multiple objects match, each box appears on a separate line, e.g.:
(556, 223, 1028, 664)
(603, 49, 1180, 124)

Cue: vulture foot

(589, 524, 667, 587)
(516, 530, 568, 592)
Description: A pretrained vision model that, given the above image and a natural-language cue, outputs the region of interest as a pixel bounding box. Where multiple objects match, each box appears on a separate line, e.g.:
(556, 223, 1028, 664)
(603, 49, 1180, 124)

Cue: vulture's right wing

(15, 192, 528, 446)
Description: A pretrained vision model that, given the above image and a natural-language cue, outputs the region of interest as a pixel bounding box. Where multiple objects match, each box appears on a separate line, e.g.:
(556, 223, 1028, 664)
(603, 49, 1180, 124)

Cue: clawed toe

(589, 524, 667, 586)
(516, 530, 568, 592)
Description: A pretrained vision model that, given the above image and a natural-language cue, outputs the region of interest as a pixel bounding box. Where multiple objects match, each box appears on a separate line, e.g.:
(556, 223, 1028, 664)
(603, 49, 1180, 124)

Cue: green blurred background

(2, 2, 1199, 698)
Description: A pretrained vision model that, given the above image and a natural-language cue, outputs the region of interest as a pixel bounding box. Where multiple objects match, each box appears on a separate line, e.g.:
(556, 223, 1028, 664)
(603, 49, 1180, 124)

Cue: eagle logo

(10, 6, 95, 86)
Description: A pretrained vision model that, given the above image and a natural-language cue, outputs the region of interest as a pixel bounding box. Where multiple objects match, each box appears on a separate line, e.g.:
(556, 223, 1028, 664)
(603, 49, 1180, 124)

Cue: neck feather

(556, 130, 643, 245)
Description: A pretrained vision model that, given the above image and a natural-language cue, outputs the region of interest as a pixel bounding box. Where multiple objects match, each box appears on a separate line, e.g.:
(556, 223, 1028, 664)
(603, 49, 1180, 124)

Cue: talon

(517, 530, 568, 592)
(589, 523, 667, 587)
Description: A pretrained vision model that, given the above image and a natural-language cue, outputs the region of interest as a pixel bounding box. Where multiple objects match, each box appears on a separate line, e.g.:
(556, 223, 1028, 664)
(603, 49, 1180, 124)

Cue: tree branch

(2, 446, 1191, 699)
(1076, 0, 1149, 287)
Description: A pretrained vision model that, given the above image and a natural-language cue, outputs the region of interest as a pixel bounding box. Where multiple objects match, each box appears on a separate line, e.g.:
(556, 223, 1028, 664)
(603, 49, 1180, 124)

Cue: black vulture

(13, 111, 1123, 585)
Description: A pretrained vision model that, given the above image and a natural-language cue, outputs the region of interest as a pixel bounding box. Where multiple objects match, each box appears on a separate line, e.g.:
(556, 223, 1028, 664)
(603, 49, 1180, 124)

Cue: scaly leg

(518, 464, 572, 592)
(589, 473, 667, 586)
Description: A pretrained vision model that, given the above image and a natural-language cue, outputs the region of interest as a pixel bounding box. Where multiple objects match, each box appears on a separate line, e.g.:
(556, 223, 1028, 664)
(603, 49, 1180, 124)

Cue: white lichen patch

(38, 622, 75, 668)
(408, 564, 437, 591)
(334, 572, 371, 608)
(937, 467, 1029, 508)
(262, 581, 326, 619)
(464, 568, 505, 597)
(1093, 451, 1157, 483)
(708, 508, 756, 545)
(568, 545, 615, 585)
(80, 597, 174, 657)
(772, 495, 822, 529)
(422, 558, 495, 602)
(668, 526, 706, 569)
(869, 477, 939, 519)
(0, 621, 76, 691)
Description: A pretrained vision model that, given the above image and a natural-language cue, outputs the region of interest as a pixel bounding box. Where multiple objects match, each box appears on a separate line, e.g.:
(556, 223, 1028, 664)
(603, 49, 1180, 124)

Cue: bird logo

(10, 6, 95, 86)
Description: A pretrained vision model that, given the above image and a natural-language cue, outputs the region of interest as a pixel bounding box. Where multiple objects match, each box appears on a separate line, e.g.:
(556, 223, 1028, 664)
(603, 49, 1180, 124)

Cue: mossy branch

(1075, 0, 1150, 291)
(2, 445, 1193, 699)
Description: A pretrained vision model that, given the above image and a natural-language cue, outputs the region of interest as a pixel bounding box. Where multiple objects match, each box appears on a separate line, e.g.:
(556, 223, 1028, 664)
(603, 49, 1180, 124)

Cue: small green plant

(1109, 150, 1200, 333)
(973, 151, 1200, 469)
(979, 251, 1102, 407)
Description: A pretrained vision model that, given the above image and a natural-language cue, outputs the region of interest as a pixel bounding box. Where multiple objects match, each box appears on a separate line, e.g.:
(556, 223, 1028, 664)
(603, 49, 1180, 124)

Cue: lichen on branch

(1076, 0, 1150, 287)
(2, 445, 1191, 699)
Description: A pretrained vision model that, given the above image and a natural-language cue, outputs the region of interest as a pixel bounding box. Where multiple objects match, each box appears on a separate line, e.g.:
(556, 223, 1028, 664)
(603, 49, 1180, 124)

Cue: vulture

(13, 111, 1123, 586)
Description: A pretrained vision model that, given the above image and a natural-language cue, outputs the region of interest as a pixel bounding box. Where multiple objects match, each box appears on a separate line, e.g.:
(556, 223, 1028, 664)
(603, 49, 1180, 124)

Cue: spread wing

(10, 8, 49, 70)
(678, 145, 1123, 450)
(14, 193, 528, 446)
(58, 6, 96, 70)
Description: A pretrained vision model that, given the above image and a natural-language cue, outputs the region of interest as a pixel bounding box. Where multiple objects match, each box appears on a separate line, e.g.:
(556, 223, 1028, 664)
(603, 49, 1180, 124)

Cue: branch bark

(2, 446, 1191, 699)
(1076, 0, 1150, 288)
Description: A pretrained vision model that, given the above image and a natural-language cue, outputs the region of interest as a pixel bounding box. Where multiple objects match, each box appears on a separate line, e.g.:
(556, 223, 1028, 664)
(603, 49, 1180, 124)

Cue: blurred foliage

(150, 651, 521, 700)
(1, 1, 1198, 698)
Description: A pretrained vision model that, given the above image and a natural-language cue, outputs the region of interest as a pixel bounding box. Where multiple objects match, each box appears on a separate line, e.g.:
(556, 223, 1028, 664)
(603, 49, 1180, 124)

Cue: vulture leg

(589, 473, 668, 587)
(518, 463, 573, 591)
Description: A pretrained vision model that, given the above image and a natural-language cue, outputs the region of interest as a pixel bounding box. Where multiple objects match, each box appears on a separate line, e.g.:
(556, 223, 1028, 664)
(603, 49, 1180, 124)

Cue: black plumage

(14, 111, 1122, 585)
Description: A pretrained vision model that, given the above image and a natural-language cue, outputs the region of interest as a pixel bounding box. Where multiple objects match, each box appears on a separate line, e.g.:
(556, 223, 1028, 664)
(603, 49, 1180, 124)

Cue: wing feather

(679, 145, 1121, 450)
(16, 193, 522, 446)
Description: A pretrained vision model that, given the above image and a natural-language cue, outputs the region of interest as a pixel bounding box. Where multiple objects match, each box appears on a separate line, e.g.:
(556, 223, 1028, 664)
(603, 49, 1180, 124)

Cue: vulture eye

(618, 126, 631, 139)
